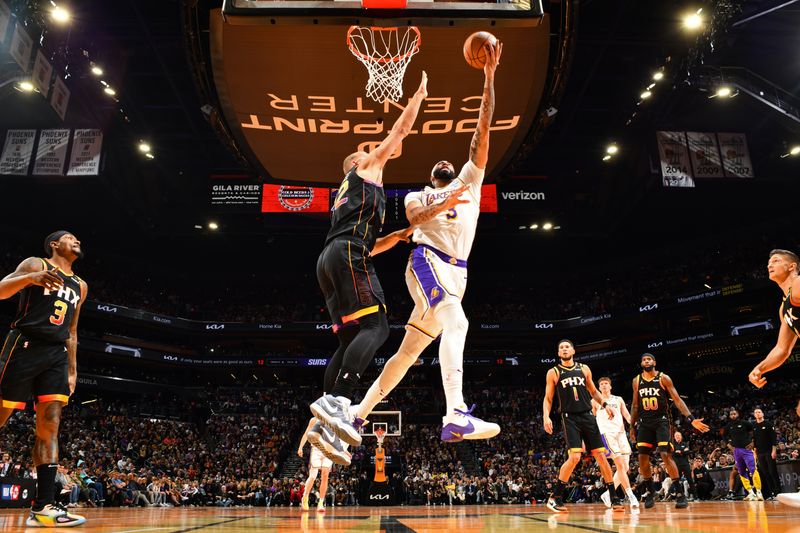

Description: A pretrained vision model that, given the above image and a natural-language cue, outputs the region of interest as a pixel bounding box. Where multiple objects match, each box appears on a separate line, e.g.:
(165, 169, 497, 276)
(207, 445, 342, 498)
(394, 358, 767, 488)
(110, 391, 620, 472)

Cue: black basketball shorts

(562, 410, 606, 454)
(316, 238, 386, 332)
(0, 330, 70, 409)
(636, 416, 673, 452)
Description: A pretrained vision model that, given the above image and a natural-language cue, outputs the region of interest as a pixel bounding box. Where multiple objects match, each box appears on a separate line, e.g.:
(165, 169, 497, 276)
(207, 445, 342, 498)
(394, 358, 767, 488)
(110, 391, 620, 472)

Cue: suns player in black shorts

(0, 231, 87, 527)
(630, 353, 709, 510)
(308, 72, 429, 465)
(543, 339, 624, 512)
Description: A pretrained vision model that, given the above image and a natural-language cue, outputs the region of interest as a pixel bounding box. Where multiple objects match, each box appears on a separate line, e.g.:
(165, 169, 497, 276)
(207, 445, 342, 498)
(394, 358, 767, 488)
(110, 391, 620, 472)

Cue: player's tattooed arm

(468, 46, 499, 170)
(66, 280, 88, 396)
(662, 374, 710, 433)
(629, 376, 640, 427)
(0, 257, 62, 299)
(405, 185, 470, 226)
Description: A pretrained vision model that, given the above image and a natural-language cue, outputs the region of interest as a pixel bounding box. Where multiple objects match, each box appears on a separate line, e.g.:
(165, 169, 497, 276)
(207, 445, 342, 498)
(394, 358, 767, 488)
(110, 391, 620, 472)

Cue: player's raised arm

(468, 41, 501, 171)
(0, 257, 62, 300)
(661, 374, 709, 433)
(543, 368, 557, 434)
(358, 72, 428, 180)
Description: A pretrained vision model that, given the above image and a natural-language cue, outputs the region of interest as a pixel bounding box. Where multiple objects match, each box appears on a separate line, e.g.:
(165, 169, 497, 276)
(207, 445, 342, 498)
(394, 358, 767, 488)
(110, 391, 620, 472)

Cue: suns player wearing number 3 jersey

(630, 353, 709, 511)
(351, 41, 503, 442)
(0, 231, 88, 527)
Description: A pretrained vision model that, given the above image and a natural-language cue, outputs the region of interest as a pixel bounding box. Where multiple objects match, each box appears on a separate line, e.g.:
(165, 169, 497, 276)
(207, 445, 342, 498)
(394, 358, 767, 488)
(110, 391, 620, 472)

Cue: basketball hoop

(374, 427, 386, 448)
(347, 26, 421, 104)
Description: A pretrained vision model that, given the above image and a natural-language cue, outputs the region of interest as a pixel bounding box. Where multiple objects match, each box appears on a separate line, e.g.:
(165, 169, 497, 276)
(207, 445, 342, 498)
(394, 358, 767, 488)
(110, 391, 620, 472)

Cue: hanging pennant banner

(50, 76, 70, 121)
(66, 129, 103, 176)
(656, 131, 694, 188)
(9, 21, 33, 72)
(0, 129, 36, 175)
(717, 132, 754, 178)
(32, 50, 53, 97)
(686, 132, 723, 178)
(33, 129, 71, 176)
(0, 1, 11, 45)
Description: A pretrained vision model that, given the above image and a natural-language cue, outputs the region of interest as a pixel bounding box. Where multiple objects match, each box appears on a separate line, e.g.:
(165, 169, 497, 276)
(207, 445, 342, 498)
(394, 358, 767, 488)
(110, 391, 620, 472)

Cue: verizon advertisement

(262, 185, 331, 213)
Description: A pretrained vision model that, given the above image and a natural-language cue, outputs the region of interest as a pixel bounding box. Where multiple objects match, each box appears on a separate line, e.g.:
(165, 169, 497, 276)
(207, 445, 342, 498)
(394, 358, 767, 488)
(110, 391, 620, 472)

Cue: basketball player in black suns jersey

(309, 73, 429, 465)
(0, 231, 88, 527)
(543, 339, 624, 512)
(630, 353, 709, 511)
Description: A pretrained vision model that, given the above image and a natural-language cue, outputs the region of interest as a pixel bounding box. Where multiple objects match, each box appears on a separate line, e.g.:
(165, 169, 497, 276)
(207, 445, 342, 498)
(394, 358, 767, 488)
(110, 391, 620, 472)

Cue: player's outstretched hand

(443, 184, 470, 210)
(397, 227, 414, 241)
(749, 367, 767, 388)
(28, 269, 63, 292)
(484, 40, 503, 76)
(605, 406, 614, 420)
(297, 449, 303, 458)
(543, 416, 553, 435)
(691, 418, 710, 433)
(629, 427, 637, 443)
(415, 71, 428, 100)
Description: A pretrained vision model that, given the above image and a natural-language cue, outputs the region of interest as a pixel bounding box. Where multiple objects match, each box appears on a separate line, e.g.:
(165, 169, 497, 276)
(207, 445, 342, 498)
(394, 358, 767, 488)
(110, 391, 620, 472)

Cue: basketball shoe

(317, 500, 326, 513)
(756, 489, 764, 501)
(307, 421, 352, 466)
(777, 491, 800, 507)
(441, 404, 500, 442)
(301, 496, 310, 511)
(26, 502, 86, 527)
(643, 491, 655, 509)
(546, 495, 567, 513)
(310, 394, 362, 446)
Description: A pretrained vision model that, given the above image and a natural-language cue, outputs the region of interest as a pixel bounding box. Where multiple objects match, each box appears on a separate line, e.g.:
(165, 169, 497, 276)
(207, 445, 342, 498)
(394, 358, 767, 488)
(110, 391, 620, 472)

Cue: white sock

(356, 329, 432, 420)
(626, 488, 637, 501)
(434, 301, 468, 415)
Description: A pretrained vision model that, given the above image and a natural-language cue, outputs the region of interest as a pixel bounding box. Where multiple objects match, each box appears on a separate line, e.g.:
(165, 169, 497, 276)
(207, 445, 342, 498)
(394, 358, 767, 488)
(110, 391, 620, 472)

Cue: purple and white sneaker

(441, 404, 500, 442)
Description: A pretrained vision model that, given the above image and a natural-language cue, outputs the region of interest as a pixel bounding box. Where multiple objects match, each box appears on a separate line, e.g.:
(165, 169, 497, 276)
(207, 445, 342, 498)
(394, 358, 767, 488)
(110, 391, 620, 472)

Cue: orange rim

(347, 26, 421, 64)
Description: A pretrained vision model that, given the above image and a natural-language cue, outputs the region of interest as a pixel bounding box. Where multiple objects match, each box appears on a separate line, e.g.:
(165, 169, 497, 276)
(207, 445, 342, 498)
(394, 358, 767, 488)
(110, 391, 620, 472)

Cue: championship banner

(0, 1, 11, 45)
(261, 184, 330, 213)
(657, 131, 694, 188)
(9, 21, 32, 72)
(50, 76, 70, 120)
(686, 132, 723, 178)
(32, 129, 70, 175)
(32, 50, 53, 97)
(0, 129, 35, 175)
(66, 129, 103, 175)
(717, 132, 754, 178)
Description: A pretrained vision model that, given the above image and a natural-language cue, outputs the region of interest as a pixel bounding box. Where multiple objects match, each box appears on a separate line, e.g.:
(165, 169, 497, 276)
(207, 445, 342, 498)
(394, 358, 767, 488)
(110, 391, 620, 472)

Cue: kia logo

(205, 324, 225, 330)
(534, 323, 554, 329)
(316, 324, 332, 330)
(647, 341, 663, 348)
(639, 303, 658, 312)
(97, 305, 117, 312)
(369, 494, 390, 500)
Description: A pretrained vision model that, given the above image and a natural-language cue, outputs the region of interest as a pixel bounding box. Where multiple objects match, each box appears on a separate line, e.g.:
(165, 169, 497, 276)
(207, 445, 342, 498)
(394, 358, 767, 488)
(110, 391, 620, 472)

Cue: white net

(347, 26, 421, 104)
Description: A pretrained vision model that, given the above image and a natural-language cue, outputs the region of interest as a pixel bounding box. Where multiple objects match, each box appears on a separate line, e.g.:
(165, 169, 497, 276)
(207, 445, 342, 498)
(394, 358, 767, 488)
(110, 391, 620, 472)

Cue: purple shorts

(733, 447, 756, 476)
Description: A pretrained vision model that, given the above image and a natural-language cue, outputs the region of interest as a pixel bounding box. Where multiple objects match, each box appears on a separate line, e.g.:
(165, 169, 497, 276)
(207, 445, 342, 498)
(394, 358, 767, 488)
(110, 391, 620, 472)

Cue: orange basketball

(463, 31, 497, 69)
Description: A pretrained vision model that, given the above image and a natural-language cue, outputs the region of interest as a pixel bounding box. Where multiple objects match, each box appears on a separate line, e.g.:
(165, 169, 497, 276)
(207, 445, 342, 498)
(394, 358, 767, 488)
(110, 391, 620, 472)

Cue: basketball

(463, 31, 497, 69)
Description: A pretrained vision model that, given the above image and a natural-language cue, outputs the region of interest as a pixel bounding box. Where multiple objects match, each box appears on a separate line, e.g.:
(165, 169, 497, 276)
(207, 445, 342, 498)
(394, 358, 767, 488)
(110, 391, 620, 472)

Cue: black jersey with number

(637, 371, 670, 420)
(11, 259, 83, 343)
(326, 168, 386, 250)
(781, 288, 800, 338)
(553, 363, 593, 414)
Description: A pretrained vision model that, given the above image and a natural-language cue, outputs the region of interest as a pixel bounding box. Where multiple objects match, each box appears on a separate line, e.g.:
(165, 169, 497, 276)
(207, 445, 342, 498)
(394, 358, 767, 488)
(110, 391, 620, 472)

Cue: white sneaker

(317, 501, 326, 513)
(310, 395, 362, 446)
(756, 489, 764, 501)
(26, 503, 87, 527)
(626, 489, 639, 508)
(600, 490, 612, 509)
(745, 491, 758, 501)
(777, 492, 800, 507)
(440, 404, 500, 442)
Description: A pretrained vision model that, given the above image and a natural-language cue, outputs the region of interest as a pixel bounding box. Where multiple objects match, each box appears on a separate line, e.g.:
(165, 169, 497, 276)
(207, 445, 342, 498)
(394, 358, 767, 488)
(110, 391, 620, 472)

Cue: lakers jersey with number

(326, 168, 386, 251)
(11, 259, 82, 343)
(781, 288, 800, 338)
(403, 161, 484, 260)
(595, 394, 625, 433)
(637, 372, 670, 420)
(553, 363, 593, 413)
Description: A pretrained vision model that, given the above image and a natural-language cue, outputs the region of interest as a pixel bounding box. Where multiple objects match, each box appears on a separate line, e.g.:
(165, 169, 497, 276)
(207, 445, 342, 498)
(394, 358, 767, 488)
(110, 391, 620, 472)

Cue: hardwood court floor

(0, 502, 797, 532)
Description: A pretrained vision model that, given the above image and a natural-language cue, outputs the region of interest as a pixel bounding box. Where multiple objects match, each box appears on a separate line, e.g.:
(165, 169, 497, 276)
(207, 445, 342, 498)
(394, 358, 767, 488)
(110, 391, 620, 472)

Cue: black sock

(35, 464, 58, 508)
(644, 478, 653, 495)
(606, 483, 617, 500)
(330, 368, 360, 399)
(553, 480, 567, 498)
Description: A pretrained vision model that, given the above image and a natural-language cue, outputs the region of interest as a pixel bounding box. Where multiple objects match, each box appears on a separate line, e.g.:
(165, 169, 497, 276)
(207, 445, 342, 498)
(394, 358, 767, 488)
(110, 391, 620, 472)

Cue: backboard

(360, 410, 402, 437)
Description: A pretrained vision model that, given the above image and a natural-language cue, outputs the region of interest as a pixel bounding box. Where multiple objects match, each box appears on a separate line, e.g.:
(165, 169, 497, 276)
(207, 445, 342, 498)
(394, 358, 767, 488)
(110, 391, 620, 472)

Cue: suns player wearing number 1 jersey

(351, 41, 503, 442)
(630, 353, 709, 510)
(0, 231, 87, 527)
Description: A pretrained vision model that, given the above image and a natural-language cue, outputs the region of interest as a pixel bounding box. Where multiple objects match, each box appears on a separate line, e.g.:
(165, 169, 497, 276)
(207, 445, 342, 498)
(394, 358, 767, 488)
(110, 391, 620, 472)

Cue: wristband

(687, 415, 695, 423)
(601, 402, 608, 409)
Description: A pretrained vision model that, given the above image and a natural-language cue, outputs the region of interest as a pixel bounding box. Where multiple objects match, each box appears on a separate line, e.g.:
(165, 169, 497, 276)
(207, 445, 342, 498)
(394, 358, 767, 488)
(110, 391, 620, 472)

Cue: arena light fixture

(145, 153, 155, 160)
(91, 65, 103, 76)
(781, 145, 800, 158)
(640, 90, 652, 100)
(529, 224, 538, 230)
(653, 71, 664, 81)
(17, 81, 35, 92)
(194, 225, 203, 230)
(103, 86, 116, 96)
(647, 83, 656, 90)
(138, 141, 151, 153)
(606, 144, 619, 155)
(208, 221, 219, 230)
(542, 222, 553, 230)
(51, 5, 71, 24)
(602, 154, 612, 162)
(715, 86, 733, 98)
(683, 9, 704, 31)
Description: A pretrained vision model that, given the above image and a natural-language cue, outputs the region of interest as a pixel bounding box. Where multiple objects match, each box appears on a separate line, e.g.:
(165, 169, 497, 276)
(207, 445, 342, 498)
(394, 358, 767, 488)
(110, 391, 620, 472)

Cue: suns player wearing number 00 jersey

(350, 40, 503, 442)
(0, 231, 87, 527)
(591, 377, 638, 509)
(630, 353, 709, 510)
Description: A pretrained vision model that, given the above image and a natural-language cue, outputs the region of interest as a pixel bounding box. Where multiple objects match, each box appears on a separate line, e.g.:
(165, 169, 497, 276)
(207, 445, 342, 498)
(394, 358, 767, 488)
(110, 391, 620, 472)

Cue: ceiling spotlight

(683, 9, 703, 30)
(606, 144, 619, 155)
(653, 71, 664, 81)
(91, 65, 103, 76)
(17, 81, 35, 92)
(138, 142, 151, 153)
(208, 221, 219, 230)
(103, 87, 116, 96)
(542, 222, 553, 231)
(145, 153, 155, 160)
(791, 146, 800, 156)
(194, 224, 203, 229)
(640, 90, 652, 100)
(715, 86, 732, 98)
(529, 224, 538, 230)
(602, 155, 612, 161)
(518, 225, 526, 230)
(647, 83, 656, 90)
(51, 6, 71, 24)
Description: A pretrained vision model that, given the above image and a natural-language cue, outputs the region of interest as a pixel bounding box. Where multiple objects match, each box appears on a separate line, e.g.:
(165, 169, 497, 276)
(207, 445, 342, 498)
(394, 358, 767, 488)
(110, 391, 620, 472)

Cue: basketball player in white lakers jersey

(352, 40, 503, 442)
(298, 417, 332, 513)
(592, 377, 638, 508)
